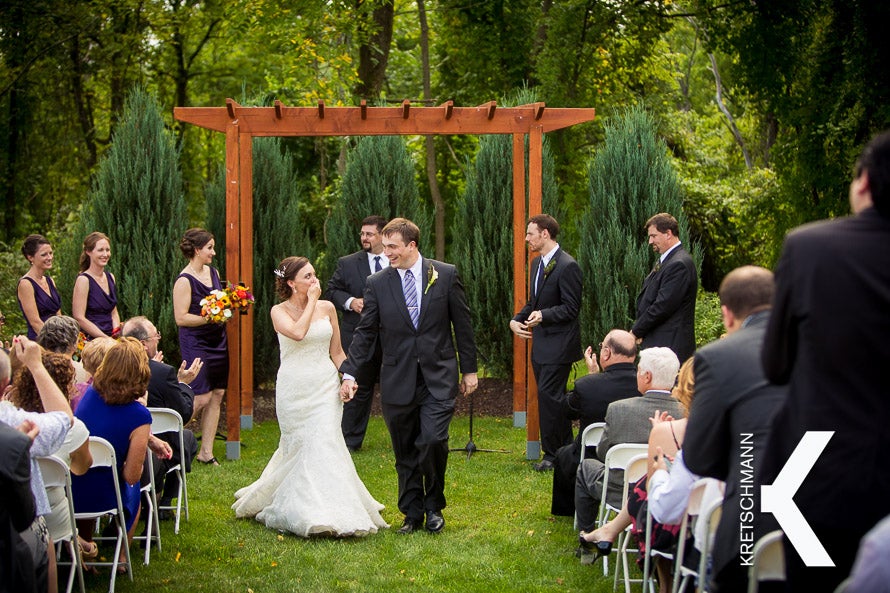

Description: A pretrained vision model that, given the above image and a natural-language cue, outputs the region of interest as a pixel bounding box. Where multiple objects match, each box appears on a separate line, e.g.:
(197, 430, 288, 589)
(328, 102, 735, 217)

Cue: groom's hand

(459, 373, 478, 396)
(339, 379, 357, 402)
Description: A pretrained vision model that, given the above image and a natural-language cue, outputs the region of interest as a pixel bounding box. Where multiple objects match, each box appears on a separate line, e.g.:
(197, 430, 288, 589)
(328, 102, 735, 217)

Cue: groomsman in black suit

(631, 213, 697, 362)
(326, 215, 388, 451)
(339, 218, 477, 535)
(510, 214, 582, 471)
(760, 130, 890, 590)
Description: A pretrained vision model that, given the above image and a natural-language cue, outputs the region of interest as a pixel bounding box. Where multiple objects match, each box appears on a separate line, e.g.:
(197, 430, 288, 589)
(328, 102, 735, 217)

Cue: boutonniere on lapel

(424, 264, 439, 294)
(543, 258, 557, 278)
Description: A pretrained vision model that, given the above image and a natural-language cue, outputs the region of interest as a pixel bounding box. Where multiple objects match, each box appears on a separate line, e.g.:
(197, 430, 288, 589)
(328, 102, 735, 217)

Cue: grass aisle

(91, 416, 623, 593)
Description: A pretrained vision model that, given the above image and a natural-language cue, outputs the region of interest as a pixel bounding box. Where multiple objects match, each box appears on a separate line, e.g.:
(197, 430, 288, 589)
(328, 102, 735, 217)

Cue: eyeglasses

(598, 342, 610, 351)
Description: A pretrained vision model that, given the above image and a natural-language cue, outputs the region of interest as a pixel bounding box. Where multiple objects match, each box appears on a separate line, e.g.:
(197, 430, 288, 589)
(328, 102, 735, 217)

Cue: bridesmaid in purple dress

(17, 234, 62, 339)
(173, 228, 228, 465)
(72, 232, 120, 339)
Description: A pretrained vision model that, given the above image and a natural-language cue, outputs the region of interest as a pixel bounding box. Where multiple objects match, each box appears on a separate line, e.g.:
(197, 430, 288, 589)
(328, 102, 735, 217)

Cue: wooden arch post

(175, 100, 594, 460)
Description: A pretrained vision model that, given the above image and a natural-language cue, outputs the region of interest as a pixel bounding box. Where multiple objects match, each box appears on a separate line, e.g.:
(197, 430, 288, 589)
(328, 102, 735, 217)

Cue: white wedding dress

(232, 317, 388, 536)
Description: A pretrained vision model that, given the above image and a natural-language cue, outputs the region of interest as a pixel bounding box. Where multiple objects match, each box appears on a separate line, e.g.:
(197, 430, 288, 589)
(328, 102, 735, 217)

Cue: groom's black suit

(341, 257, 476, 521)
(326, 250, 383, 449)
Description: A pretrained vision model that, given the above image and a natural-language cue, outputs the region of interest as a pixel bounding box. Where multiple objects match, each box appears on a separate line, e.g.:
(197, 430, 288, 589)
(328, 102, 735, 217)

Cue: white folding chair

(574, 422, 607, 529)
(37, 456, 86, 593)
(148, 407, 189, 533)
(694, 499, 723, 593)
(613, 453, 651, 593)
(74, 437, 132, 593)
(671, 479, 720, 593)
(747, 530, 785, 593)
(642, 498, 674, 593)
(591, 443, 648, 577)
(133, 451, 161, 564)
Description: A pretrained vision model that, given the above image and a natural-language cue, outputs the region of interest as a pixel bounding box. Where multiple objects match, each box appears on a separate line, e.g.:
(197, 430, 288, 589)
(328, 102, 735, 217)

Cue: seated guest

(36, 315, 87, 383)
(0, 420, 39, 593)
(1, 338, 73, 593)
(580, 359, 705, 593)
(72, 337, 152, 569)
(574, 347, 683, 533)
(8, 349, 95, 560)
(72, 337, 115, 411)
(552, 330, 638, 516)
(121, 316, 199, 511)
(846, 514, 890, 592)
(684, 266, 784, 593)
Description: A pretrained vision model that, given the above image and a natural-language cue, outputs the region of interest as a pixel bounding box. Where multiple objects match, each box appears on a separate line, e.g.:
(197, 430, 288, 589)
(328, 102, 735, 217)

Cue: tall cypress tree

(577, 105, 700, 350)
(451, 88, 560, 377)
(206, 137, 311, 386)
(325, 136, 430, 269)
(58, 87, 186, 354)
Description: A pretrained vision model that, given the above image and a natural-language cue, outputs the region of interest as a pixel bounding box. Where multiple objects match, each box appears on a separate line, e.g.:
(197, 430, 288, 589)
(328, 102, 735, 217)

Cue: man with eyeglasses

(122, 315, 200, 515)
(326, 215, 389, 452)
(551, 329, 639, 516)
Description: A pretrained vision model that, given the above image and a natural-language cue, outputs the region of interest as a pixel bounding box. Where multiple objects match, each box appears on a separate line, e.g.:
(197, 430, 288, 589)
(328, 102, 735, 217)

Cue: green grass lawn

(81, 415, 634, 593)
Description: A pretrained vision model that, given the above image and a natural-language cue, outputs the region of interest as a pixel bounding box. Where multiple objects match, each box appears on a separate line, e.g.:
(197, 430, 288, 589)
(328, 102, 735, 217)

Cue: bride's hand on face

(307, 279, 322, 301)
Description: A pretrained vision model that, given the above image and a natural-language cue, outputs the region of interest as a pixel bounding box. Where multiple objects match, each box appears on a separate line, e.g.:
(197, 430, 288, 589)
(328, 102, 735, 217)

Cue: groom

(340, 218, 478, 534)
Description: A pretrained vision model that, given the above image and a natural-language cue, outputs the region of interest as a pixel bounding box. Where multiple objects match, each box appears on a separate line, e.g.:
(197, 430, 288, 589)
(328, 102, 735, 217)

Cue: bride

(232, 256, 388, 536)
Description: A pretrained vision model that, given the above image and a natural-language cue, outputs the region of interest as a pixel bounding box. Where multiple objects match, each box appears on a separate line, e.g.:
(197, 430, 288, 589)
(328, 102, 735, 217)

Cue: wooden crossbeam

(175, 102, 595, 135)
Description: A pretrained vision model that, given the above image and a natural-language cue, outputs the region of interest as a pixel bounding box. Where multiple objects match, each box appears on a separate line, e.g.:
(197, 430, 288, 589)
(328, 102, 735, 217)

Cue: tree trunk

(417, 0, 445, 259)
(354, 1, 394, 99)
(709, 53, 752, 171)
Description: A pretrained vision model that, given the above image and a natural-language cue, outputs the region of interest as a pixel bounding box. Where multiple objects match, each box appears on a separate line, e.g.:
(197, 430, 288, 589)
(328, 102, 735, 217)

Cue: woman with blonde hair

(72, 232, 119, 339)
(71, 337, 152, 567)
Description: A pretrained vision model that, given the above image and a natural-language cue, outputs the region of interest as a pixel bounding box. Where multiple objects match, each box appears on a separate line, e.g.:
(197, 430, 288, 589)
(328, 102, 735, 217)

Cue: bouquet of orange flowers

(200, 283, 255, 324)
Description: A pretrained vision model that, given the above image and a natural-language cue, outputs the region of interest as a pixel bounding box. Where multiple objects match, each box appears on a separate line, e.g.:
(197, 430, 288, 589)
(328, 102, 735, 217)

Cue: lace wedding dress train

(232, 317, 388, 537)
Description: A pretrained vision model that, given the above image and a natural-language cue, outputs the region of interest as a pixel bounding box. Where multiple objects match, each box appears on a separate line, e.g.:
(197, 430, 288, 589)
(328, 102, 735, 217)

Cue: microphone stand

(450, 389, 511, 460)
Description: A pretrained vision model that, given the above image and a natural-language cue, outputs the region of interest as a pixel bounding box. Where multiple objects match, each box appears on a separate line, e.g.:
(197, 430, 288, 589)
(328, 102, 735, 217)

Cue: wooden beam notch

(226, 98, 237, 119)
(360, 99, 367, 120)
(274, 100, 283, 119)
(533, 102, 545, 120)
(402, 99, 410, 119)
(477, 100, 496, 120)
(317, 100, 325, 119)
(442, 100, 454, 120)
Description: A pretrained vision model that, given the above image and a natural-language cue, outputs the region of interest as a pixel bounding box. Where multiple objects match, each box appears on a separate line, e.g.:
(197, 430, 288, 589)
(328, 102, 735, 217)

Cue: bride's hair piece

(275, 256, 310, 300)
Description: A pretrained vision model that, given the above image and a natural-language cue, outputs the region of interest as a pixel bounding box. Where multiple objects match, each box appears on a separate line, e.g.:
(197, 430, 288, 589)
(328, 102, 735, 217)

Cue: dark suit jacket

(762, 208, 890, 535)
(632, 245, 697, 362)
(147, 359, 195, 422)
(0, 423, 36, 532)
(341, 258, 477, 405)
(684, 312, 784, 577)
(325, 250, 375, 350)
(564, 362, 638, 459)
(513, 248, 582, 365)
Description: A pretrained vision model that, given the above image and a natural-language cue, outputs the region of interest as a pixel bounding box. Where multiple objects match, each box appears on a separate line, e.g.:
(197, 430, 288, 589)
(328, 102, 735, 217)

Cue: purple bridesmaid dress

(177, 267, 228, 394)
(17, 276, 62, 339)
(79, 271, 118, 336)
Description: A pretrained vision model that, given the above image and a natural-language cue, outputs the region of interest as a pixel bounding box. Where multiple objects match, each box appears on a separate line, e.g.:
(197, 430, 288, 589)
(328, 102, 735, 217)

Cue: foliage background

(2, 0, 888, 371)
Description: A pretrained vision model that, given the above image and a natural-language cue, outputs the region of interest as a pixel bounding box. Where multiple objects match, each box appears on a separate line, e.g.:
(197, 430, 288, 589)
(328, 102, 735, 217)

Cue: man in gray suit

(574, 347, 683, 531)
(684, 266, 784, 593)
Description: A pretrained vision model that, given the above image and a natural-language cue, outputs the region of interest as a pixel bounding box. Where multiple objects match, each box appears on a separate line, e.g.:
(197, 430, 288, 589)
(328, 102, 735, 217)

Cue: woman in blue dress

(17, 234, 62, 339)
(173, 228, 228, 466)
(72, 232, 120, 339)
(72, 337, 152, 569)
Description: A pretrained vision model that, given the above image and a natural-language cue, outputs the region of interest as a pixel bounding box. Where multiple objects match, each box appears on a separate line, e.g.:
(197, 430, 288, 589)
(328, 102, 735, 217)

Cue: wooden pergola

(174, 98, 596, 460)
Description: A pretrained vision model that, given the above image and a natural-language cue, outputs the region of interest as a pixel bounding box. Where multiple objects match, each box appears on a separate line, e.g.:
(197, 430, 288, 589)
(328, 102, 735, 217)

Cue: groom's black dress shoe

(425, 511, 445, 533)
(397, 517, 423, 535)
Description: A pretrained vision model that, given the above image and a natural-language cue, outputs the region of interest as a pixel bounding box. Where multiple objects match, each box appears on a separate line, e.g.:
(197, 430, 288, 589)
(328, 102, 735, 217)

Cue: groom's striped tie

(404, 269, 419, 328)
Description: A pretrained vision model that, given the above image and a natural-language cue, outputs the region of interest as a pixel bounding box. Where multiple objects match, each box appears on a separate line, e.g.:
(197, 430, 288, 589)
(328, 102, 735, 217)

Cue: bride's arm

(325, 301, 347, 368)
(271, 299, 317, 341)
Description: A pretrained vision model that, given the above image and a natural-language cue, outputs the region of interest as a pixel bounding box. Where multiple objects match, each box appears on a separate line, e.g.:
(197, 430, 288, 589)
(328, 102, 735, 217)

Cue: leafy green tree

(577, 105, 700, 350)
(57, 87, 186, 355)
(325, 136, 430, 269)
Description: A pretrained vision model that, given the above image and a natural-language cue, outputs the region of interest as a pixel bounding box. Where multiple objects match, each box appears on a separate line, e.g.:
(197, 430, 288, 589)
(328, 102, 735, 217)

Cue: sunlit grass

(81, 415, 629, 593)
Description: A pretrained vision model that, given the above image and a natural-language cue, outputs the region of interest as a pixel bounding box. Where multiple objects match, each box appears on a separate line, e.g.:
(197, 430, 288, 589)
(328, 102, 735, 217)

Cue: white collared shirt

(659, 240, 682, 264)
(536, 243, 560, 291)
(343, 252, 389, 311)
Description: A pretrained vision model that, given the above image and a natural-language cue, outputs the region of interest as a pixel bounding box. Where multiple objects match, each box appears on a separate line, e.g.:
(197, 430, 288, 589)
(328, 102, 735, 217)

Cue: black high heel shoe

(578, 534, 613, 560)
